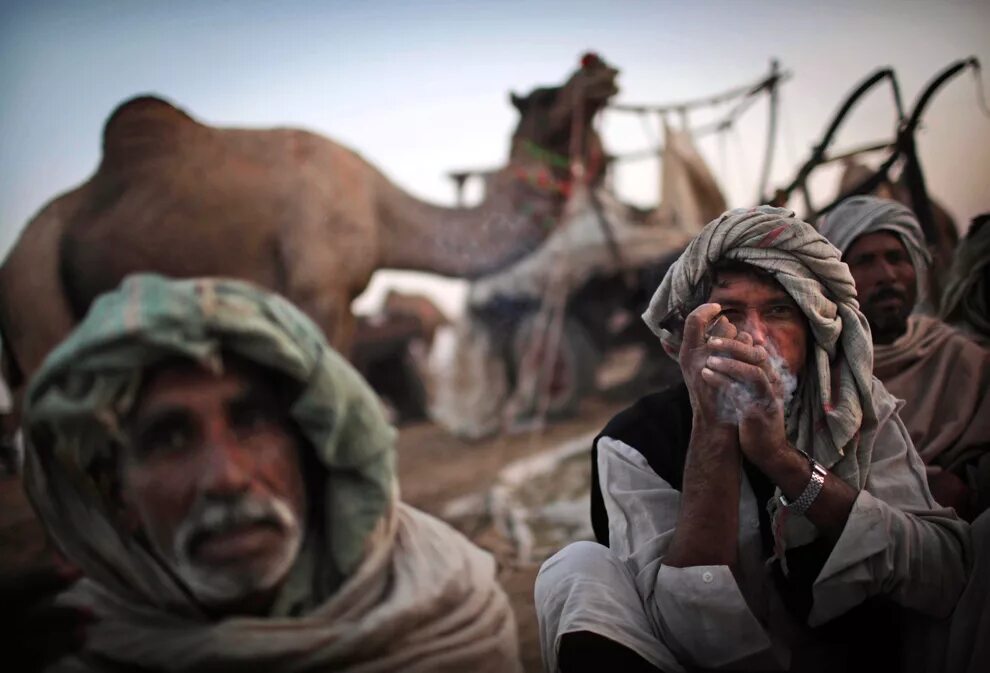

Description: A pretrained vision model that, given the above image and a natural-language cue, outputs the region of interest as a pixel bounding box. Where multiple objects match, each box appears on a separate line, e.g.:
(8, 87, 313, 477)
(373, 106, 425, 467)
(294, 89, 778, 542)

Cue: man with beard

(20, 274, 521, 672)
(536, 207, 986, 673)
(818, 196, 990, 520)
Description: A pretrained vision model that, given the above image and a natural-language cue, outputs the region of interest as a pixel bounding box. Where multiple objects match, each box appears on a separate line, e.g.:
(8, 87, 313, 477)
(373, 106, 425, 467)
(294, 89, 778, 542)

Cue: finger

(736, 330, 753, 347)
(706, 338, 768, 367)
(700, 365, 737, 389)
(706, 315, 737, 340)
(705, 356, 775, 396)
(683, 303, 723, 348)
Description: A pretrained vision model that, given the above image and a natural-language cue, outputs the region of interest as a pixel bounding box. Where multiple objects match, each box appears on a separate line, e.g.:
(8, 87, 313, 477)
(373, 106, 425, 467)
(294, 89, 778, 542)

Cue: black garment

(591, 383, 781, 548)
(588, 383, 903, 670)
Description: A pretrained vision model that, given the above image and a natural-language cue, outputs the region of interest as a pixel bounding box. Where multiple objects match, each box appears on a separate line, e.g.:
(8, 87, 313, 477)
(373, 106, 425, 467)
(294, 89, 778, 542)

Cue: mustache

(865, 286, 907, 305)
(176, 495, 297, 557)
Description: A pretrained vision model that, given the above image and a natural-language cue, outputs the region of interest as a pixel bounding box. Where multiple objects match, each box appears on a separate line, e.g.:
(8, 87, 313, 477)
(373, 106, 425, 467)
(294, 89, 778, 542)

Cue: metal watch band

(779, 459, 827, 516)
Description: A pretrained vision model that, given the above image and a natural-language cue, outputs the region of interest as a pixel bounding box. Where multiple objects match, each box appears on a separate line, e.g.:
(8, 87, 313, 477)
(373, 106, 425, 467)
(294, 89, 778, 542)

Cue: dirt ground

(396, 395, 627, 673)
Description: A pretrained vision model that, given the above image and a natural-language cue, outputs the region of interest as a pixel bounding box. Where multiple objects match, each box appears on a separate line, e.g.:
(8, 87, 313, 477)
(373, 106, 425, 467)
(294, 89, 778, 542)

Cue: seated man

(818, 196, 990, 520)
(21, 274, 521, 672)
(536, 207, 983, 673)
(941, 213, 990, 346)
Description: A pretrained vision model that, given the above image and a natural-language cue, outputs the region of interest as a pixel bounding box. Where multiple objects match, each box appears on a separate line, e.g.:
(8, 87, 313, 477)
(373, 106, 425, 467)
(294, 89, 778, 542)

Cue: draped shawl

(874, 314, 990, 470)
(23, 274, 520, 672)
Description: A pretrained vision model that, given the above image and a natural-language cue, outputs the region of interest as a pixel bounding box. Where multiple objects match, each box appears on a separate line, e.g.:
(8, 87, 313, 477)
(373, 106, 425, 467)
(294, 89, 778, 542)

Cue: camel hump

(102, 95, 201, 164)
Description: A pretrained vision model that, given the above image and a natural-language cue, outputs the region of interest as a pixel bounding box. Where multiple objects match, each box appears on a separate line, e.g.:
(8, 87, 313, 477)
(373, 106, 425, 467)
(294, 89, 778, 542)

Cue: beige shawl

(874, 314, 990, 470)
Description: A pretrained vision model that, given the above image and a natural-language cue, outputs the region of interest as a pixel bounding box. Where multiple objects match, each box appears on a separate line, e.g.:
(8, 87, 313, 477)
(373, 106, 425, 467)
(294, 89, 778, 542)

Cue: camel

(0, 54, 619, 398)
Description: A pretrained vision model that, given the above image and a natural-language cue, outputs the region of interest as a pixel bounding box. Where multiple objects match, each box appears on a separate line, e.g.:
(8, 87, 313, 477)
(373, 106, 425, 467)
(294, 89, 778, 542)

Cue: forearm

(666, 425, 741, 567)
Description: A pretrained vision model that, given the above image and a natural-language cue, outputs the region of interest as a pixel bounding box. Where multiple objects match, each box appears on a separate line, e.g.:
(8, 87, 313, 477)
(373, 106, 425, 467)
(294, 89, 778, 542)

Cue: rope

(604, 82, 769, 165)
(608, 67, 790, 115)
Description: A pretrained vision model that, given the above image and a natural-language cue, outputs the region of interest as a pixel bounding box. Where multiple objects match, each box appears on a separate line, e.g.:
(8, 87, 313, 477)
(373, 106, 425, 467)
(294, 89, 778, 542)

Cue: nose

(876, 258, 898, 283)
(742, 311, 768, 346)
(197, 422, 251, 496)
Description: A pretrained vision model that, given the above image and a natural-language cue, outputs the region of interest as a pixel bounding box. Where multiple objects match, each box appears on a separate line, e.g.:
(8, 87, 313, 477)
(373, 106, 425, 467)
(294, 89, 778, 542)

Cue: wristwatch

(779, 458, 827, 516)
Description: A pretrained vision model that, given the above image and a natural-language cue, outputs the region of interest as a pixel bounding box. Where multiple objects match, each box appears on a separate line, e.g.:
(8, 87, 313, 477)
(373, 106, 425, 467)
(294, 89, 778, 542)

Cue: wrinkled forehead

(709, 275, 802, 326)
(707, 264, 794, 304)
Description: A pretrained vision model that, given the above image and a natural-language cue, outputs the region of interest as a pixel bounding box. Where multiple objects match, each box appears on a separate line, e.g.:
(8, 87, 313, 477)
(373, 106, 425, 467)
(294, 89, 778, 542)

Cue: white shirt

(596, 388, 970, 670)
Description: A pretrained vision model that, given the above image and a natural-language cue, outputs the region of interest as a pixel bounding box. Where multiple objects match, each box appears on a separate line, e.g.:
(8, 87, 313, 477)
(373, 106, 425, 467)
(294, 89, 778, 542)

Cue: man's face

(122, 363, 307, 611)
(844, 231, 917, 344)
(708, 270, 809, 379)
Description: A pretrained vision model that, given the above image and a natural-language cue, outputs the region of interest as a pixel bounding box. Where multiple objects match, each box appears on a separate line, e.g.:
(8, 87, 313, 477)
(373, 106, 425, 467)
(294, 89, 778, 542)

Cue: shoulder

(915, 315, 989, 359)
(596, 382, 692, 490)
(600, 383, 691, 448)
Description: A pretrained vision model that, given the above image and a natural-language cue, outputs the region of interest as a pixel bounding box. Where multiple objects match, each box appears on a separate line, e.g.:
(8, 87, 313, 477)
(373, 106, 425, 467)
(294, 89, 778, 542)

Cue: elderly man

(818, 197, 990, 520)
(21, 274, 521, 672)
(536, 207, 983, 673)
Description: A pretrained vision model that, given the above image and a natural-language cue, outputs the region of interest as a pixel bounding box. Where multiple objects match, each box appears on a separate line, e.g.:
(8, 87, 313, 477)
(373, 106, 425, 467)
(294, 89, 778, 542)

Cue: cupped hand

(679, 303, 734, 426)
(702, 332, 789, 467)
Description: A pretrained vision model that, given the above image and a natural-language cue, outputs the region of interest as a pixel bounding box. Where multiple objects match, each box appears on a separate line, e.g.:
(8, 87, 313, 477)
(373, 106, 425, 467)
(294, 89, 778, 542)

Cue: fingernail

(709, 338, 722, 346)
(702, 367, 713, 376)
(707, 356, 720, 367)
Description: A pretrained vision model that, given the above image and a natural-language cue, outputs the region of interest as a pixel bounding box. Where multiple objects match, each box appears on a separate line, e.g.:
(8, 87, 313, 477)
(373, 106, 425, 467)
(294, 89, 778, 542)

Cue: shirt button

(702, 571, 714, 583)
(751, 519, 760, 529)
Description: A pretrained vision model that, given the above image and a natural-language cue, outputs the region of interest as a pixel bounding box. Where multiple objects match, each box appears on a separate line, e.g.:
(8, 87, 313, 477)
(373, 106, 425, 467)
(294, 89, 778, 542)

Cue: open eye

(886, 250, 911, 266)
(135, 414, 196, 457)
(766, 304, 801, 320)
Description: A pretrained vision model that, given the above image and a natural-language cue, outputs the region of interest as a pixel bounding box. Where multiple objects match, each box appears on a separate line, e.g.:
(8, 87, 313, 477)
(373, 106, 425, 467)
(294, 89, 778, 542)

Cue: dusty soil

(397, 395, 626, 673)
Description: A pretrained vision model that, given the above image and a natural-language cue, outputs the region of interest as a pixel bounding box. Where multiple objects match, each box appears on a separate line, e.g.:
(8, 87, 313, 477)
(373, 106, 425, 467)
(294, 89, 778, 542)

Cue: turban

(817, 195, 932, 305)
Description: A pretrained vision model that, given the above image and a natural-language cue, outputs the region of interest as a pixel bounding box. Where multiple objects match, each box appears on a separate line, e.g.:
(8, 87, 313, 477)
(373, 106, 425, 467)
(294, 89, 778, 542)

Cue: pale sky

(2, 0, 988, 315)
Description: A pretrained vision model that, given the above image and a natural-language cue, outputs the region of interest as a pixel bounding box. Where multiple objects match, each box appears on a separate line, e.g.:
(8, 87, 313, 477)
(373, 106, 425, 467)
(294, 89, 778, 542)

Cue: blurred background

(2, 0, 988, 317)
(2, 5, 989, 670)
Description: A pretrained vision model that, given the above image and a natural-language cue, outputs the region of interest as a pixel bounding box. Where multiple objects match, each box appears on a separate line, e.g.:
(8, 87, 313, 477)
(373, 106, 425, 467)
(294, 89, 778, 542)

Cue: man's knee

(535, 540, 616, 605)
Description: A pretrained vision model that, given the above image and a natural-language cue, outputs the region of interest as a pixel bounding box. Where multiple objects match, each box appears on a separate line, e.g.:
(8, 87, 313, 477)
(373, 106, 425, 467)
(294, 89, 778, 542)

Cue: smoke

(715, 339, 798, 425)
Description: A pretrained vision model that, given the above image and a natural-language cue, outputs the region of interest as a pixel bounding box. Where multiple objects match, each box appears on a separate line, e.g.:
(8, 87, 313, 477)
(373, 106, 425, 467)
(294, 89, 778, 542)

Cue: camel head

(507, 52, 619, 180)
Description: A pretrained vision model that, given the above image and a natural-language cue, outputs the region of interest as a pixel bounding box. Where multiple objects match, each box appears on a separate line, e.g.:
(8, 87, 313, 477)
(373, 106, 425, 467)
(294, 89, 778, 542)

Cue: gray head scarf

(817, 195, 932, 306)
